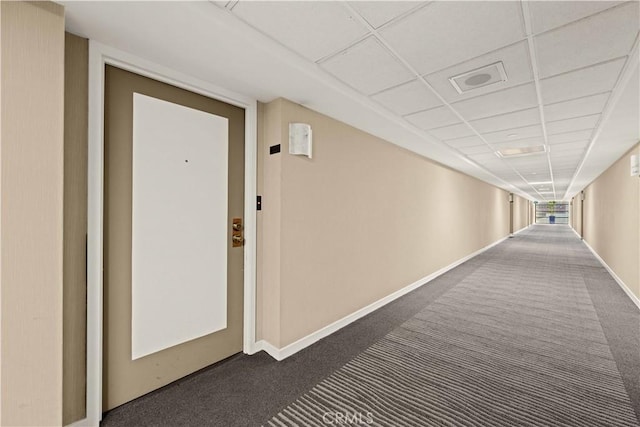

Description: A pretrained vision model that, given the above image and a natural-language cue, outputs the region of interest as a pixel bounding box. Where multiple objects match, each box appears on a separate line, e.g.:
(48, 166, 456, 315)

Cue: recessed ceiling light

(507, 133, 518, 138)
(449, 61, 507, 94)
(529, 181, 553, 185)
(496, 145, 546, 158)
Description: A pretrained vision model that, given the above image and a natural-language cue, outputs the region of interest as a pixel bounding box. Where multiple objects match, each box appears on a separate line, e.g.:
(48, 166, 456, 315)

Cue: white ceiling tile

(379, 1, 526, 75)
(483, 124, 543, 144)
(494, 138, 546, 150)
(597, 80, 640, 143)
(445, 135, 487, 148)
(521, 173, 550, 182)
(458, 145, 493, 155)
(405, 106, 460, 130)
(469, 152, 503, 163)
(321, 37, 414, 95)
(452, 83, 538, 121)
(232, 1, 368, 62)
(424, 41, 533, 103)
(527, 1, 624, 34)
(534, 2, 639, 78)
(540, 58, 626, 104)
(552, 160, 580, 169)
(372, 79, 442, 116)
(551, 159, 581, 171)
(429, 123, 474, 140)
(544, 92, 610, 121)
(548, 129, 594, 144)
(504, 156, 548, 169)
(469, 107, 540, 134)
(348, 1, 420, 29)
(57, 1, 640, 203)
(546, 114, 600, 135)
(551, 149, 586, 158)
(516, 161, 549, 171)
(494, 173, 523, 182)
(525, 172, 552, 181)
(594, 65, 640, 147)
(551, 140, 590, 152)
(475, 160, 512, 173)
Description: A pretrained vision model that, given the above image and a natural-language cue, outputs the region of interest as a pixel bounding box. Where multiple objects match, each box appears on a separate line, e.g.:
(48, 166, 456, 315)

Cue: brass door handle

(232, 218, 243, 247)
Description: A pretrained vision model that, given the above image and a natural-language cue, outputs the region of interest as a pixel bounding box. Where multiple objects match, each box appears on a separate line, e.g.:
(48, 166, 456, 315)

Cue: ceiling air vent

(449, 61, 507, 94)
(496, 145, 546, 158)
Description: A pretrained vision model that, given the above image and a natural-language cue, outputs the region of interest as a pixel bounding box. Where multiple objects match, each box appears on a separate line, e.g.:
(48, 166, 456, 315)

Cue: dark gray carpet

(268, 225, 639, 426)
(101, 225, 640, 427)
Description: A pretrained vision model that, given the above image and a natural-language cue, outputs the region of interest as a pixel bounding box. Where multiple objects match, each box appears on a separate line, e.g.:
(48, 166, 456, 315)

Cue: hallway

(102, 225, 640, 426)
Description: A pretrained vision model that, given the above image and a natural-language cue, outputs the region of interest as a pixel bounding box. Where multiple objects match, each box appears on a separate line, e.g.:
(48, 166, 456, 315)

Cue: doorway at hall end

(535, 201, 569, 224)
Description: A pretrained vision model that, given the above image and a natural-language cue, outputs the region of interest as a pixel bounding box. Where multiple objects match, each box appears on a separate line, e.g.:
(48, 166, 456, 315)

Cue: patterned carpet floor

(268, 227, 639, 426)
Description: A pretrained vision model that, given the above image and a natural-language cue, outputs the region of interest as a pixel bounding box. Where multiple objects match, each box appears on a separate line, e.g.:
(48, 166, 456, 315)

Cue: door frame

(82, 41, 258, 426)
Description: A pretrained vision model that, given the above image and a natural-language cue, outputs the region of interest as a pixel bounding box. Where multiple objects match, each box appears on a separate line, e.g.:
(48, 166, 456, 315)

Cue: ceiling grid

(520, 0, 557, 200)
(62, 0, 640, 201)
(341, 1, 550, 200)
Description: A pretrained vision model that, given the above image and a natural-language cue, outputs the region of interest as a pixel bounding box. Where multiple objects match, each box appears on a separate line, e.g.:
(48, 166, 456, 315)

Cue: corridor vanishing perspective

(103, 226, 640, 427)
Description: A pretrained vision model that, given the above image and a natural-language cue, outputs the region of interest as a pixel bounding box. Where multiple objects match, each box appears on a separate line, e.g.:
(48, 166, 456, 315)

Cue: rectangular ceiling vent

(496, 145, 546, 158)
(449, 61, 507, 94)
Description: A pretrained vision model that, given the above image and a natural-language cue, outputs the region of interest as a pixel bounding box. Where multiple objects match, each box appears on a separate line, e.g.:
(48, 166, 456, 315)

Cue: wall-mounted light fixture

(630, 154, 639, 177)
(289, 123, 312, 159)
(508, 193, 514, 203)
(580, 191, 585, 201)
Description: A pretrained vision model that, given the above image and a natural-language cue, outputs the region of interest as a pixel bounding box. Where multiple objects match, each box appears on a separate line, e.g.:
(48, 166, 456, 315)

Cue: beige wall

(1, 2, 65, 425)
(63, 32, 89, 425)
(513, 195, 530, 233)
(571, 193, 583, 238)
(258, 98, 510, 348)
(582, 143, 640, 299)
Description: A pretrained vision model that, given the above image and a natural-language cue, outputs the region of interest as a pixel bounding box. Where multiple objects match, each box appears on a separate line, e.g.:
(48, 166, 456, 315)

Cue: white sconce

(631, 154, 639, 177)
(580, 191, 585, 201)
(508, 193, 514, 203)
(289, 123, 312, 159)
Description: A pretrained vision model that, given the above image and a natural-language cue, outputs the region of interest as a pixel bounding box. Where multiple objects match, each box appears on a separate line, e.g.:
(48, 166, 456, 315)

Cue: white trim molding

(571, 226, 582, 240)
(513, 224, 531, 236)
(581, 239, 640, 311)
(257, 235, 510, 361)
(81, 41, 258, 427)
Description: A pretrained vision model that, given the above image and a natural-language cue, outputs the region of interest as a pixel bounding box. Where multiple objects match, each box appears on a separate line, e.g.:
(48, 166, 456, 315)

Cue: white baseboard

(581, 239, 640, 311)
(570, 226, 581, 239)
(512, 224, 531, 236)
(252, 340, 281, 359)
(257, 235, 510, 361)
(66, 417, 93, 427)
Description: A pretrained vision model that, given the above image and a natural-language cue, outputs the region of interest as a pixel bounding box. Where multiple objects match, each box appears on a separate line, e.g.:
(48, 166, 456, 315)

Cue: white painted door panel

(131, 93, 229, 360)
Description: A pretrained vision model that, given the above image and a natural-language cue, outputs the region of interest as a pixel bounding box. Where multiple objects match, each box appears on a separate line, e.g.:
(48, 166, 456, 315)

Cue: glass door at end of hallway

(535, 201, 569, 224)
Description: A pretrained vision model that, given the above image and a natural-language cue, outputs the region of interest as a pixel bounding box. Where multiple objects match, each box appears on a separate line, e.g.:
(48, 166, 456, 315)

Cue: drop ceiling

(62, 1, 640, 202)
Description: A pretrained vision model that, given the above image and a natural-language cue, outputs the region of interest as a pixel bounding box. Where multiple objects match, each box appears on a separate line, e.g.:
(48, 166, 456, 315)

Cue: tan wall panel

(583, 143, 640, 299)
(571, 194, 583, 237)
(1, 2, 65, 425)
(259, 99, 510, 347)
(63, 32, 88, 425)
(513, 195, 529, 232)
